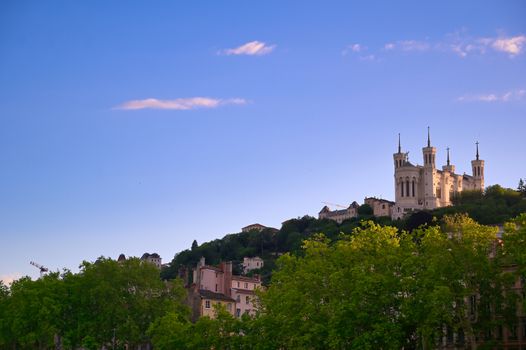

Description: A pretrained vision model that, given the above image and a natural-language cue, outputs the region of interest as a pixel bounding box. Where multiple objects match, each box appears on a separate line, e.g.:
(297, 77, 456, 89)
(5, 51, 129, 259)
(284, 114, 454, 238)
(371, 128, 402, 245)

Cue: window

(245, 282, 248, 289)
(237, 281, 240, 288)
(401, 181, 404, 197)
(236, 295, 240, 302)
(246, 296, 250, 304)
(227, 303, 232, 312)
(406, 180, 409, 197)
(509, 324, 518, 340)
(411, 181, 415, 197)
(496, 325, 503, 340)
(382, 204, 385, 209)
(457, 328, 465, 345)
(215, 284, 218, 292)
(205, 300, 211, 309)
(236, 308, 241, 317)
(446, 326, 454, 344)
(469, 295, 477, 318)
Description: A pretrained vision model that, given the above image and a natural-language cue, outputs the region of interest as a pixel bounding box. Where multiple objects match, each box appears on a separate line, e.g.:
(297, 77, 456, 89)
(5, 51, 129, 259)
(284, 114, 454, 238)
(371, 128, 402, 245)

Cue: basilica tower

(471, 142, 485, 191)
(422, 127, 438, 209)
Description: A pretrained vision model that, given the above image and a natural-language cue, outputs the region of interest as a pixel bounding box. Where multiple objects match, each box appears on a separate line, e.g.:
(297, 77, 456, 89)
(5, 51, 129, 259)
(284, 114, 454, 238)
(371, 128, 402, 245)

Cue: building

(231, 275, 261, 317)
(242, 223, 267, 232)
(318, 201, 360, 224)
(140, 253, 162, 269)
(364, 197, 395, 217)
(242, 256, 264, 274)
(188, 257, 261, 321)
(392, 129, 484, 220)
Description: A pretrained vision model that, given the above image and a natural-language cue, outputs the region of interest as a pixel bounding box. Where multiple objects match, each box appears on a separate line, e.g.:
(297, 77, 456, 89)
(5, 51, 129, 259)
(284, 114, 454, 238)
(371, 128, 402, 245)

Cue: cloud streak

(342, 43, 376, 60)
(457, 89, 526, 102)
(346, 31, 526, 60)
(219, 41, 276, 56)
(115, 97, 247, 110)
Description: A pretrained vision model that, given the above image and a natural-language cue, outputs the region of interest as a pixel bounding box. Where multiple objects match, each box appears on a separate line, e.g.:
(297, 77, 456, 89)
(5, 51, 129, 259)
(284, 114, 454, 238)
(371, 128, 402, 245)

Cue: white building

(242, 256, 264, 273)
(141, 253, 162, 269)
(392, 129, 484, 219)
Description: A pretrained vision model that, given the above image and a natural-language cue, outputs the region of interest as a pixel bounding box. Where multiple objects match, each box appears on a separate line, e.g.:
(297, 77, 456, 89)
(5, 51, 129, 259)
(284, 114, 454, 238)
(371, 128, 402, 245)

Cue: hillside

(161, 184, 526, 283)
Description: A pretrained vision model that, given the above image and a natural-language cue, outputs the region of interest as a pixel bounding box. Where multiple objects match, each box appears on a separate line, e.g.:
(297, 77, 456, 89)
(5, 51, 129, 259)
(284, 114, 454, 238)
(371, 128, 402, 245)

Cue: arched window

(406, 180, 410, 197)
(400, 180, 404, 197)
(411, 180, 415, 197)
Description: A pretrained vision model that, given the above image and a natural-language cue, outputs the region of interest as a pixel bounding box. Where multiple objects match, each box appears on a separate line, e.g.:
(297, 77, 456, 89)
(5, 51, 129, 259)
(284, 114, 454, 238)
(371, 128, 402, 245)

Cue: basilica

(392, 128, 485, 219)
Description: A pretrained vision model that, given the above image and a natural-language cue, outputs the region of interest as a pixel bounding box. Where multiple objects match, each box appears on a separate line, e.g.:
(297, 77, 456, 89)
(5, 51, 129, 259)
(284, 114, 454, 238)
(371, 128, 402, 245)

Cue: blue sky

(1, 1, 525, 282)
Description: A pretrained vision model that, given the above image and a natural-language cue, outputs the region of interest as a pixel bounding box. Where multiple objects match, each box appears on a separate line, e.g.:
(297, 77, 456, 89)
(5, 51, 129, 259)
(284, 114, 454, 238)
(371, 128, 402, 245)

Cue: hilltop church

(392, 128, 485, 219)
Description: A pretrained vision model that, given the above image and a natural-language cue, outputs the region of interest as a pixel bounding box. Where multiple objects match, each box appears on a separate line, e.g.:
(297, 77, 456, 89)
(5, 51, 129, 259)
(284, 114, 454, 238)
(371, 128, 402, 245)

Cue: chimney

(224, 261, 233, 297)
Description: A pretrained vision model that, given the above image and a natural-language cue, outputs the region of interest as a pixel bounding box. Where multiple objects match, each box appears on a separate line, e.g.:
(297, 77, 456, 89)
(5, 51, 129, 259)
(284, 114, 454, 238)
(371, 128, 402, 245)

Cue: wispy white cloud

(384, 40, 431, 52)
(114, 97, 248, 110)
(342, 43, 376, 60)
(491, 36, 526, 56)
(375, 30, 526, 59)
(342, 43, 363, 56)
(219, 41, 276, 56)
(457, 89, 526, 102)
(1, 273, 22, 285)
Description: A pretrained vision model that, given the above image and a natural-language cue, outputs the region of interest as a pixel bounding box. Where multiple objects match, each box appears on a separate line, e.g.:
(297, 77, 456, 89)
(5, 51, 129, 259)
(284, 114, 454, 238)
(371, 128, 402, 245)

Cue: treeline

(162, 184, 526, 283)
(150, 214, 526, 349)
(0, 258, 188, 349)
(2, 214, 526, 349)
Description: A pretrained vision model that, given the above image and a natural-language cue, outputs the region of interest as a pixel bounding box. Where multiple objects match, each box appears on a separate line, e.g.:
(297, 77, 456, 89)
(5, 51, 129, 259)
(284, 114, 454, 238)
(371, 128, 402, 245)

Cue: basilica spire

(398, 133, 401, 153)
(447, 147, 450, 166)
(427, 126, 431, 147)
(476, 141, 479, 160)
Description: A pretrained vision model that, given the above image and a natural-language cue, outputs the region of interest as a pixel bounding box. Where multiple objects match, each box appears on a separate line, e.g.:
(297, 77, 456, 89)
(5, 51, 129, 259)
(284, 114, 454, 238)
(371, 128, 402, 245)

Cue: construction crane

(30, 261, 49, 278)
(321, 201, 347, 209)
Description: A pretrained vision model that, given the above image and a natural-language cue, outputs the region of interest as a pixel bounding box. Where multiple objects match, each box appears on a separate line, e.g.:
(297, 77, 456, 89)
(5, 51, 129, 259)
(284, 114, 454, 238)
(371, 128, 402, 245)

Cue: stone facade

(242, 223, 267, 232)
(392, 130, 484, 220)
(364, 197, 395, 217)
(318, 201, 360, 224)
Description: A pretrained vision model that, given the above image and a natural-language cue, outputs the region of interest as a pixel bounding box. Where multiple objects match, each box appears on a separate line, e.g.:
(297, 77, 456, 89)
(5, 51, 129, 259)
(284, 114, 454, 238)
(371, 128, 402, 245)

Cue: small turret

(393, 133, 407, 169)
(442, 147, 455, 173)
(422, 127, 436, 169)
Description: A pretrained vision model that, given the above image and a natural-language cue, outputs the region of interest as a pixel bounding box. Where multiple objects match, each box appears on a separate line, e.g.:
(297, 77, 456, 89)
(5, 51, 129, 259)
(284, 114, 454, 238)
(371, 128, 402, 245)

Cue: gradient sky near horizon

(1, 1, 525, 282)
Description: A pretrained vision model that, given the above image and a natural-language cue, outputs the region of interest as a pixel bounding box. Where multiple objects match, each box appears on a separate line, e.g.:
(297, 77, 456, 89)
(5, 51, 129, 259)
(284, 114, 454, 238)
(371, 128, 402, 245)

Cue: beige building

(364, 197, 395, 217)
(392, 130, 484, 220)
(318, 201, 360, 224)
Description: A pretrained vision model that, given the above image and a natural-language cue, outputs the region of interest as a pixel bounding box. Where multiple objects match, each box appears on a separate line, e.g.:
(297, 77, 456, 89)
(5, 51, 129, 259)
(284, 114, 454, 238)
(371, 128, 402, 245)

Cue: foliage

(0, 258, 188, 349)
